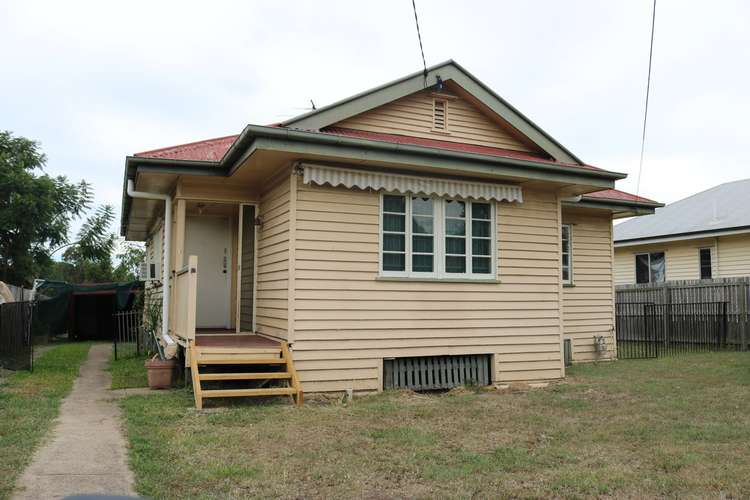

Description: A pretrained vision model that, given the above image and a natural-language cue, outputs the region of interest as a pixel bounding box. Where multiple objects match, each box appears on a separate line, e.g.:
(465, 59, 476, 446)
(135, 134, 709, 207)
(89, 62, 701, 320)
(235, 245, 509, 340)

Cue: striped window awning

(300, 163, 523, 203)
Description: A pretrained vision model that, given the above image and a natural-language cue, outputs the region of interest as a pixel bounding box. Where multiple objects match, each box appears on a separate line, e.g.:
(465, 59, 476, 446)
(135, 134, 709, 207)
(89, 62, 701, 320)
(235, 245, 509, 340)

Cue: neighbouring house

(120, 60, 659, 407)
(614, 179, 750, 285)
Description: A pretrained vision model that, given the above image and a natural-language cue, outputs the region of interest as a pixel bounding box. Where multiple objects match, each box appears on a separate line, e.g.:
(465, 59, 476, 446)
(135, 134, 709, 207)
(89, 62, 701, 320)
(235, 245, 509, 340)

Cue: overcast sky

(2, 0, 748, 237)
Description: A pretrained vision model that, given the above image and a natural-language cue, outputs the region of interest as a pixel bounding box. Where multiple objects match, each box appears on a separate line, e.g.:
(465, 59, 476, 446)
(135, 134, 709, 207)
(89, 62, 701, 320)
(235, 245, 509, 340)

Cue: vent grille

(433, 99, 447, 131)
(383, 354, 491, 391)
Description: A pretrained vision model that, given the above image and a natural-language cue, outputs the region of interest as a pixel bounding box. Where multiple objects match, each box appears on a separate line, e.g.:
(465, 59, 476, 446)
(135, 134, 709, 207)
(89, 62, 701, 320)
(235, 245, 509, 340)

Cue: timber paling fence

(615, 277, 749, 358)
(113, 309, 155, 360)
(0, 301, 35, 370)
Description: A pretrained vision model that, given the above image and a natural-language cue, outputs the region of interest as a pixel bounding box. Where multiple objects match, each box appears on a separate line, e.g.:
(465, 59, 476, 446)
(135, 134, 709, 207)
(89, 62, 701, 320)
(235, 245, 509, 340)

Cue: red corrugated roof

(132, 126, 605, 172)
(585, 189, 657, 204)
(134, 135, 239, 161)
(131, 131, 654, 206)
(320, 127, 603, 171)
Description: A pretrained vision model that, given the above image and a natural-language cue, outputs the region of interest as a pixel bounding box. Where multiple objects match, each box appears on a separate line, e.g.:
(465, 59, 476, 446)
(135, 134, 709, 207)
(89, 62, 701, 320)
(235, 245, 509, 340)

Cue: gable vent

(432, 99, 448, 131)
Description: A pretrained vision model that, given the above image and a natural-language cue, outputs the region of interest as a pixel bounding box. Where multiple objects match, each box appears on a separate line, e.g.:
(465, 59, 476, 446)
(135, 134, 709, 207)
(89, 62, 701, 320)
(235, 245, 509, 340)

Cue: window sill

(563, 283, 575, 288)
(377, 276, 501, 284)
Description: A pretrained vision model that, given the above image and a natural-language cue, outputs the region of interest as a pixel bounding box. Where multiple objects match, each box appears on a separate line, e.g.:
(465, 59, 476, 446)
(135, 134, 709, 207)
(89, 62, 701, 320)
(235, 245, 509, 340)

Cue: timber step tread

(201, 387, 297, 398)
(199, 372, 291, 381)
(196, 357, 286, 365)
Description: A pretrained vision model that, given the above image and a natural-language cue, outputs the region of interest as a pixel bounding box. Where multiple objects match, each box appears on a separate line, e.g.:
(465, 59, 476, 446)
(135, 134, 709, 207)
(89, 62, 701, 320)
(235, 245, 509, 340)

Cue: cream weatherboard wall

(561, 210, 616, 361)
(332, 88, 539, 153)
(288, 174, 565, 393)
(612, 234, 750, 285)
(253, 175, 292, 341)
(716, 234, 750, 277)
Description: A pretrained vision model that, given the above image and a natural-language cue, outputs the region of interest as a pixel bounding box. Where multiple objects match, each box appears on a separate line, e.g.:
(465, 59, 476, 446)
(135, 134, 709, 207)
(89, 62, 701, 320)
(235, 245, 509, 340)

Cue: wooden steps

(196, 357, 287, 365)
(189, 339, 303, 410)
(202, 387, 297, 398)
(199, 372, 291, 381)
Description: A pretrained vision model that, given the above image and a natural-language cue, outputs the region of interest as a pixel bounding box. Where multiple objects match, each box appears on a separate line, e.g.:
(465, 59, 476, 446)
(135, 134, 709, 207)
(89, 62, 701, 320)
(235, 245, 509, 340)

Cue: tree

(113, 242, 146, 282)
(0, 131, 108, 285)
(52, 205, 122, 283)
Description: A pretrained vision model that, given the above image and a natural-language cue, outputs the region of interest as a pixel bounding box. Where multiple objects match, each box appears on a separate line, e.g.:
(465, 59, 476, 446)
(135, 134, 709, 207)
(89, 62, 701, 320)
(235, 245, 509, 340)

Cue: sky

(2, 0, 749, 238)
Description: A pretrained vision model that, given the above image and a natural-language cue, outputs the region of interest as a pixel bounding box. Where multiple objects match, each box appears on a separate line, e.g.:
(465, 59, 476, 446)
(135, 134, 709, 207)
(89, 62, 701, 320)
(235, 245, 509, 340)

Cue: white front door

(185, 215, 232, 329)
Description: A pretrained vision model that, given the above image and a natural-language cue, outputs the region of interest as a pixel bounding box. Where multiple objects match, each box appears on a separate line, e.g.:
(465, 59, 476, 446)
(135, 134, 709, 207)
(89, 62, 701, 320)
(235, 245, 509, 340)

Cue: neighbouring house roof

(614, 178, 750, 244)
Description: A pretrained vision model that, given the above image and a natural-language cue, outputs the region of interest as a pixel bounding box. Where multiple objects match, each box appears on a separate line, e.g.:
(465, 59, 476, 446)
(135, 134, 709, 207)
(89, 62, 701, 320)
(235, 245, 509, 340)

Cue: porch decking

(188, 333, 303, 409)
(195, 332, 281, 349)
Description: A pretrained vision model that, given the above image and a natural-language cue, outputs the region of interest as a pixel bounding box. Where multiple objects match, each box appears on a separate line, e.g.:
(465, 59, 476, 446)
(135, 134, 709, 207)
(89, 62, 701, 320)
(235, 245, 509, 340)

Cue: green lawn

(109, 353, 150, 389)
(121, 352, 750, 499)
(0, 342, 92, 500)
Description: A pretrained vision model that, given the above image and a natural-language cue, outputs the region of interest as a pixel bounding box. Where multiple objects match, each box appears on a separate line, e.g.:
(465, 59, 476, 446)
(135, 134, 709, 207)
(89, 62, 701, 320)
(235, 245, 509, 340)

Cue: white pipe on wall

(127, 179, 173, 346)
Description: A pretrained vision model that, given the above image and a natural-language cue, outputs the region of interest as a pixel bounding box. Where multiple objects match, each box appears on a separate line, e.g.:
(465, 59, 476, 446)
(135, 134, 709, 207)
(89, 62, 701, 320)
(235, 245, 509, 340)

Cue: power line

(636, 0, 657, 197)
(411, 0, 428, 79)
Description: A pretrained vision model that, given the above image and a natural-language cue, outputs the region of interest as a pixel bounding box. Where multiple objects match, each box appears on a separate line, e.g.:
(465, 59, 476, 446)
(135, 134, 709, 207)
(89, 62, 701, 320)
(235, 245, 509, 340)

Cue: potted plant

(141, 288, 176, 389)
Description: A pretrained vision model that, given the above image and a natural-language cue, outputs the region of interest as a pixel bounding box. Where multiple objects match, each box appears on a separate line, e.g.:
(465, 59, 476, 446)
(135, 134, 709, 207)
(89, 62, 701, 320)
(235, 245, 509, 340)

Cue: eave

(121, 125, 627, 236)
(614, 225, 750, 248)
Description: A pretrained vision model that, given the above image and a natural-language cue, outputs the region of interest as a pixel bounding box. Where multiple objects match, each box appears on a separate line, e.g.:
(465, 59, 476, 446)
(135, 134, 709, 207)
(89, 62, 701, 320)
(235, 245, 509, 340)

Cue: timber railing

(172, 255, 198, 344)
(616, 277, 750, 352)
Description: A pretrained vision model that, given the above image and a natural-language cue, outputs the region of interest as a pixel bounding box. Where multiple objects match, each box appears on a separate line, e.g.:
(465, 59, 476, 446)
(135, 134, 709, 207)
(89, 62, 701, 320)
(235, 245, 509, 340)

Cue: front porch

(164, 188, 299, 409)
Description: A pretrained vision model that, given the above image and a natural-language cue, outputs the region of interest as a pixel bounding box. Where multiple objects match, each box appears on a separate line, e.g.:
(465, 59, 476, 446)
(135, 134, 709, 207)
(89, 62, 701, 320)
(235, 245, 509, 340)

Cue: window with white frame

(561, 224, 572, 284)
(380, 194, 495, 279)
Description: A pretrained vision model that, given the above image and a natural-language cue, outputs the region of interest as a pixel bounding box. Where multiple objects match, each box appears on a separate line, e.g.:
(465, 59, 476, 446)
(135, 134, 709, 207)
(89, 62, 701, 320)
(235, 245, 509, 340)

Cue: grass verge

(109, 354, 149, 390)
(121, 352, 750, 499)
(0, 342, 92, 500)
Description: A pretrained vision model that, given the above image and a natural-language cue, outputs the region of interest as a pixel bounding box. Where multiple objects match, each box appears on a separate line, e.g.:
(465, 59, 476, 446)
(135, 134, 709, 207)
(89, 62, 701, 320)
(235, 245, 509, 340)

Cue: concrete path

(13, 344, 137, 499)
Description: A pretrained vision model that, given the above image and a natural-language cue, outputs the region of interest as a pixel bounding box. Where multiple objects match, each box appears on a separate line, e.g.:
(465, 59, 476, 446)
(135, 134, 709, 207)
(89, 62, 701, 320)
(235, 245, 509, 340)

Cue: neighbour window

(635, 252, 665, 284)
(561, 224, 572, 284)
(380, 194, 495, 279)
(699, 248, 712, 279)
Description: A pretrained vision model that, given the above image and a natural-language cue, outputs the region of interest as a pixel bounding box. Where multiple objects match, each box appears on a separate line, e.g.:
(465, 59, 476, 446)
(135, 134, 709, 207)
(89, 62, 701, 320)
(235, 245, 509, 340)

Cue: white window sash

(379, 193, 497, 280)
(561, 224, 572, 284)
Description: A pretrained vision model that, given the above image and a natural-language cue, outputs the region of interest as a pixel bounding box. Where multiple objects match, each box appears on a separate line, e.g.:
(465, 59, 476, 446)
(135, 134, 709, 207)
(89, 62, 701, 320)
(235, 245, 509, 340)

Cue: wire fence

(113, 309, 156, 360)
(0, 301, 35, 370)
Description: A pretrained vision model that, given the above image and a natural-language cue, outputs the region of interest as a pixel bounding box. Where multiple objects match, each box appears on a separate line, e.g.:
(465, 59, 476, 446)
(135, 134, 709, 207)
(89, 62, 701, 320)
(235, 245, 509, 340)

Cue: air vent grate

(383, 354, 491, 391)
(433, 99, 447, 131)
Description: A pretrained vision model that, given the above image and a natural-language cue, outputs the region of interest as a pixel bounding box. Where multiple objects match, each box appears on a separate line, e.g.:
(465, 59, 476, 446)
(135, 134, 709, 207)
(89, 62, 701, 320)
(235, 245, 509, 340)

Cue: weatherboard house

(120, 61, 659, 408)
(614, 179, 750, 285)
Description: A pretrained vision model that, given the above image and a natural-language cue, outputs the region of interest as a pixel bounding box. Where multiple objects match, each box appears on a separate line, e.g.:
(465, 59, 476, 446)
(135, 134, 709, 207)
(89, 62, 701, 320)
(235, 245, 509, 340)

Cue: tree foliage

(0, 131, 95, 285)
(0, 131, 131, 285)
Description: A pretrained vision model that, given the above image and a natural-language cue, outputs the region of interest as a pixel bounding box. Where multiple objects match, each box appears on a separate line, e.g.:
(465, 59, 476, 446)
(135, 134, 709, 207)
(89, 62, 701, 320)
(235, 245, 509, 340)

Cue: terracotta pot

(144, 357, 176, 389)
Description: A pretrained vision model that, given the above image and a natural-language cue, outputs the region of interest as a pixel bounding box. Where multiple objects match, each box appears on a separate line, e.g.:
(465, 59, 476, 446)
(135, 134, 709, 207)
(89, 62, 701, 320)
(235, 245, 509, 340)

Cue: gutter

(614, 225, 750, 248)
(126, 179, 175, 355)
(122, 125, 628, 236)
(222, 125, 628, 181)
